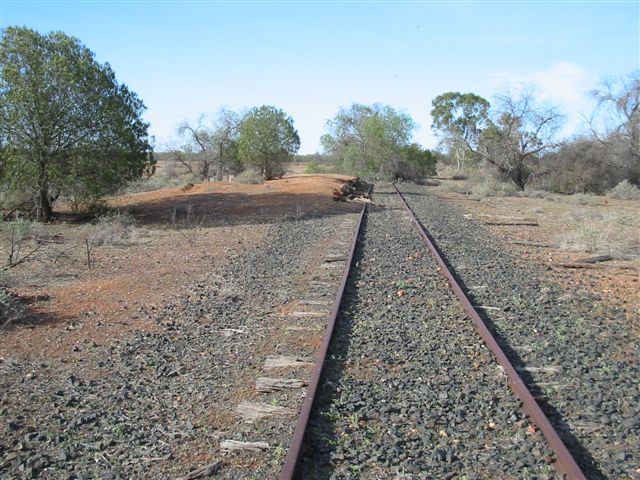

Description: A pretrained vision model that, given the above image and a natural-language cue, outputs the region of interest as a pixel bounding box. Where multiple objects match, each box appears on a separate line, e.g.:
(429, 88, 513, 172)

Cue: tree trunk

(36, 157, 52, 222)
(215, 142, 224, 181)
(263, 162, 272, 180)
(36, 188, 52, 222)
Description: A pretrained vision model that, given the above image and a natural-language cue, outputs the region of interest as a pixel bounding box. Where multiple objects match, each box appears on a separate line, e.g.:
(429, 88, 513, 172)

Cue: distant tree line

(431, 72, 639, 193)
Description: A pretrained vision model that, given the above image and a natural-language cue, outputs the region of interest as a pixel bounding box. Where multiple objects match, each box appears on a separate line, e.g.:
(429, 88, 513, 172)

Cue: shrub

(304, 162, 331, 174)
(558, 210, 640, 255)
(119, 174, 193, 195)
(607, 180, 640, 200)
(571, 193, 601, 206)
(0, 218, 41, 269)
(0, 188, 32, 211)
(234, 169, 264, 184)
(0, 286, 22, 328)
(471, 178, 518, 197)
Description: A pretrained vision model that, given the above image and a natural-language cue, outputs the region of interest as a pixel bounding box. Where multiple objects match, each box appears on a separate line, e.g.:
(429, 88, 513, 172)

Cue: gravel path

(0, 211, 359, 480)
(297, 185, 561, 479)
(397, 183, 640, 480)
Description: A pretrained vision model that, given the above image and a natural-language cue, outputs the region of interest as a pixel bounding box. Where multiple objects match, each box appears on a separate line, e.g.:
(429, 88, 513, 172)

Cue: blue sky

(1, 1, 638, 153)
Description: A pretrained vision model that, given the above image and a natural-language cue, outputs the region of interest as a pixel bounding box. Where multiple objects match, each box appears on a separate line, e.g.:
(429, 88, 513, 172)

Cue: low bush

(304, 162, 332, 174)
(0, 218, 41, 269)
(607, 180, 640, 200)
(234, 169, 264, 185)
(0, 188, 32, 211)
(120, 174, 190, 195)
(471, 178, 518, 197)
(570, 193, 602, 206)
(0, 286, 22, 328)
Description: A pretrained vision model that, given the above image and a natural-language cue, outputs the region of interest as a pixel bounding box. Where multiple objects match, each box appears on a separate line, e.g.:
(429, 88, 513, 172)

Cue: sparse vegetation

(558, 209, 640, 256)
(120, 173, 194, 194)
(0, 284, 22, 328)
(171, 204, 204, 246)
(1, 218, 41, 270)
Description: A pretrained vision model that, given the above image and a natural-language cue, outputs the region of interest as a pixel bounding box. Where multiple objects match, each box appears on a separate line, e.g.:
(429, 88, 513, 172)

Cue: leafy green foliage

(237, 106, 300, 179)
(321, 103, 416, 176)
(431, 92, 489, 172)
(0, 27, 154, 220)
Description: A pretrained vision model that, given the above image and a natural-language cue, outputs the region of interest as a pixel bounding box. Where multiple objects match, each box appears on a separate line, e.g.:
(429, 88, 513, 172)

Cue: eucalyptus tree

(0, 27, 154, 220)
(430, 92, 490, 171)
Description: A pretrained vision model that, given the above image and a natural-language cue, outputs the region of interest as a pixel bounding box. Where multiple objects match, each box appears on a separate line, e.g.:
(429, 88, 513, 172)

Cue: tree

(175, 108, 243, 181)
(321, 103, 416, 176)
(0, 27, 153, 220)
(477, 90, 563, 190)
(431, 92, 490, 171)
(237, 106, 300, 179)
(590, 71, 640, 184)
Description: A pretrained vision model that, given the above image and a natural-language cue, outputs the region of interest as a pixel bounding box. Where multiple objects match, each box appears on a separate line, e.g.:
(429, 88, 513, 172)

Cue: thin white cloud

(490, 62, 595, 137)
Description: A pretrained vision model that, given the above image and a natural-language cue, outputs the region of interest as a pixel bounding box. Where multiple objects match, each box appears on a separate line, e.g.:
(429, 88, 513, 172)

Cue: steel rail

(280, 189, 370, 480)
(393, 184, 587, 480)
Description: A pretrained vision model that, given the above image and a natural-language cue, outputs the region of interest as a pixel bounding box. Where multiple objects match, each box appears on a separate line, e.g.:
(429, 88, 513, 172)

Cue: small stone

(615, 451, 627, 461)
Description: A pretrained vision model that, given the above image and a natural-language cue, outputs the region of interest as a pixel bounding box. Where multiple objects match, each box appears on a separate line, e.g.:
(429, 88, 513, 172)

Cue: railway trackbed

(282, 183, 590, 479)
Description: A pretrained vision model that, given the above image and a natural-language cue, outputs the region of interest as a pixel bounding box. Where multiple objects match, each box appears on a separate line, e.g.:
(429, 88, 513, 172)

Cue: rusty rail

(279, 187, 370, 480)
(393, 184, 586, 480)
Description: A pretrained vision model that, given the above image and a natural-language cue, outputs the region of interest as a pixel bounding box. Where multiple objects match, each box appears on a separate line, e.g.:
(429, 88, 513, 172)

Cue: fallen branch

(484, 220, 539, 226)
(512, 240, 553, 248)
(574, 254, 614, 264)
(180, 461, 222, 479)
(557, 262, 638, 272)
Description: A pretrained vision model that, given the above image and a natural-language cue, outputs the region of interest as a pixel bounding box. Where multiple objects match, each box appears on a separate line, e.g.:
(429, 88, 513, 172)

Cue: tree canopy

(237, 106, 300, 179)
(0, 27, 153, 220)
(321, 103, 418, 177)
(431, 92, 490, 171)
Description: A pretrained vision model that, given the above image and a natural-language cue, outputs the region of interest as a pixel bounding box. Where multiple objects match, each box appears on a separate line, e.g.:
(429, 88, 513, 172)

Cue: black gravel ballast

(397, 183, 639, 480)
(297, 185, 562, 479)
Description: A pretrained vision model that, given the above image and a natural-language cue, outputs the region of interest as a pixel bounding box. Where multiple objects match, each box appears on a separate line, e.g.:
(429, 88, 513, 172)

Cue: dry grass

(557, 209, 640, 256)
(234, 169, 264, 184)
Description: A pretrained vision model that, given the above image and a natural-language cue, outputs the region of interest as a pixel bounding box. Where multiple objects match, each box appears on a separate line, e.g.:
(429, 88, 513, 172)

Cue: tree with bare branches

(175, 109, 243, 181)
(476, 90, 564, 190)
(590, 71, 640, 184)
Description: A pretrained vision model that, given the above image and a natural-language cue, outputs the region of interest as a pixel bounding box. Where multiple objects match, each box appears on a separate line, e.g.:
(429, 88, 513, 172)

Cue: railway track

(280, 183, 587, 479)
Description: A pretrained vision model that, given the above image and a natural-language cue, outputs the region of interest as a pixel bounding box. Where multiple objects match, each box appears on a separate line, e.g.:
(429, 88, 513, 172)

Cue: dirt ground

(0, 175, 355, 362)
(430, 187, 640, 321)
